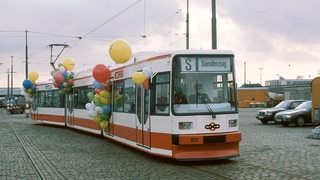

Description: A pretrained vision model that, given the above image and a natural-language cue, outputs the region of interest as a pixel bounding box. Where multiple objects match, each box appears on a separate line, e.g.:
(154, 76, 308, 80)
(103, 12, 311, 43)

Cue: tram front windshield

(172, 54, 237, 115)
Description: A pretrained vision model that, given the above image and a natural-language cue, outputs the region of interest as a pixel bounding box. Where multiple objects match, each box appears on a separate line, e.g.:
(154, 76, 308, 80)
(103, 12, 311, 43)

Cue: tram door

(66, 94, 74, 126)
(136, 85, 151, 148)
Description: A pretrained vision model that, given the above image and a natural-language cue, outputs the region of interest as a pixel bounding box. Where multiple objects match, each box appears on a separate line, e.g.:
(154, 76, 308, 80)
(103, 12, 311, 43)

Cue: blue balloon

(63, 71, 68, 77)
(93, 80, 103, 89)
(102, 105, 111, 113)
(22, 79, 33, 89)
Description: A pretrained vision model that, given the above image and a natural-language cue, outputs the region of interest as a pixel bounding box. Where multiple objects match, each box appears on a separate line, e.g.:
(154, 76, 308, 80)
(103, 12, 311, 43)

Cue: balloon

(141, 79, 149, 89)
(100, 120, 108, 129)
(85, 103, 92, 110)
(93, 115, 102, 124)
(100, 113, 109, 121)
(62, 58, 75, 71)
(100, 97, 109, 105)
(102, 105, 111, 113)
(29, 71, 39, 83)
(132, 72, 147, 84)
(68, 79, 74, 86)
(53, 71, 65, 84)
(88, 109, 97, 117)
(100, 90, 109, 98)
(95, 106, 103, 114)
(93, 97, 103, 106)
(109, 39, 132, 64)
(142, 67, 152, 78)
(92, 64, 111, 83)
(87, 92, 95, 101)
(93, 80, 103, 89)
(22, 79, 33, 89)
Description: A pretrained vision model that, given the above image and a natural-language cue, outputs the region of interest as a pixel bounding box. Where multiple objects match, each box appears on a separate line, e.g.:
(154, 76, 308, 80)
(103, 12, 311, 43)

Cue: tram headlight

(179, 122, 193, 130)
(228, 119, 237, 127)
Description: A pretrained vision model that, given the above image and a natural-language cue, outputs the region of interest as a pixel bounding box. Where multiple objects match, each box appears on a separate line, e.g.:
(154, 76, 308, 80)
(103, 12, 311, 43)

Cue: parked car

(256, 100, 305, 124)
(274, 101, 312, 126)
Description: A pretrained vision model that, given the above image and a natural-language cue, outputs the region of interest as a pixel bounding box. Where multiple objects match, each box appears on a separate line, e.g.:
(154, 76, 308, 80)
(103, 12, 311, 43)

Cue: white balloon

(88, 109, 97, 117)
(142, 66, 152, 78)
(85, 103, 92, 110)
(59, 66, 66, 73)
(95, 106, 103, 114)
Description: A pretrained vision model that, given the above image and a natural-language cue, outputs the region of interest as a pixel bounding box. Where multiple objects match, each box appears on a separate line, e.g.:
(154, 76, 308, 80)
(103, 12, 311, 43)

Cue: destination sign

(180, 57, 231, 72)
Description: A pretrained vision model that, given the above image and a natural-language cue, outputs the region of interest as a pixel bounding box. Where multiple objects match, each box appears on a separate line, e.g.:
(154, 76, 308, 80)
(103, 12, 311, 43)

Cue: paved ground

(0, 108, 319, 180)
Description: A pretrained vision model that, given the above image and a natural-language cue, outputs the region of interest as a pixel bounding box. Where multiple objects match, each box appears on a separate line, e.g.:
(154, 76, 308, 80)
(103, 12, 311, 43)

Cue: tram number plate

(179, 136, 203, 145)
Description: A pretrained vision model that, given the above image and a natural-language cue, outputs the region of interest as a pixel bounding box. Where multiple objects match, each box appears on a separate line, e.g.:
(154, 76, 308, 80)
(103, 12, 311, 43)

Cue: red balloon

(93, 64, 111, 83)
(53, 71, 65, 84)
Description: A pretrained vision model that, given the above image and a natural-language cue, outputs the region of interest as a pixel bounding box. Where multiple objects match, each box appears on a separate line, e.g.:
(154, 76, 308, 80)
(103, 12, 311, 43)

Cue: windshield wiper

(200, 98, 216, 120)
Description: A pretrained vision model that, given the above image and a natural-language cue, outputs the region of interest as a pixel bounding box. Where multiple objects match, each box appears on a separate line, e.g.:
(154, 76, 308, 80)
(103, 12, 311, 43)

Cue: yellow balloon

(100, 120, 108, 129)
(29, 71, 39, 83)
(100, 97, 109, 105)
(132, 72, 147, 84)
(62, 58, 75, 71)
(93, 115, 102, 124)
(109, 39, 132, 64)
(100, 90, 109, 98)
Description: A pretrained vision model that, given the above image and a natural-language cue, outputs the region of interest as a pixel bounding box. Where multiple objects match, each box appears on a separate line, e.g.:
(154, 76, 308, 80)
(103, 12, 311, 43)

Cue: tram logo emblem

(205, 122, 220, 131)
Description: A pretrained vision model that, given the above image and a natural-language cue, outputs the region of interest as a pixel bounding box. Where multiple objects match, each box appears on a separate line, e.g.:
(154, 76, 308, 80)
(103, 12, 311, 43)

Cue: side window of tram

(153, 72, 170, 115)
(113, 79, 136, 113)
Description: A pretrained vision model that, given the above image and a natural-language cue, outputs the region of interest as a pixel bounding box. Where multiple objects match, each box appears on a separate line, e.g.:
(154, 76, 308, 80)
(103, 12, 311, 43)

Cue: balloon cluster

(21, 71, 39, 102)
(51, 58, 75, 94)
(85, 64, 112, 129)
(132, 66, 152, 89)
(85, 39, 132, 129)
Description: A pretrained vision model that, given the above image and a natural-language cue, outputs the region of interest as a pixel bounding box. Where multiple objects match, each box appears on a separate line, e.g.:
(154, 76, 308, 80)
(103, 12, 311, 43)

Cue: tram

(31, 49, 241, 161)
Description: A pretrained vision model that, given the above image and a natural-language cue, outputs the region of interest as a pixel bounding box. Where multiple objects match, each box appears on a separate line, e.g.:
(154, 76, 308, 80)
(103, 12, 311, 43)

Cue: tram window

(52, 90, 64, 108)
(113, 79, 135, 113)
(123, 79, 135, 113)
(37, 90, 63, 108)
(113, 80, 124, 112)
(152, 72, 170, 115)
(74, 86, 94, 109)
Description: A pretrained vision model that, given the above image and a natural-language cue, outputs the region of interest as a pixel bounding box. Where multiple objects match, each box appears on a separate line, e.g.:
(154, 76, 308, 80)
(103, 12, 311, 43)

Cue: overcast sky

(1, 0, 320, 87)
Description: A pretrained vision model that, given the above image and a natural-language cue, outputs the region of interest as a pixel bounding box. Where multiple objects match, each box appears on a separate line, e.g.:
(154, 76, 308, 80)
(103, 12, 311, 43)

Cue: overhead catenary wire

(82, 0, 143, 38)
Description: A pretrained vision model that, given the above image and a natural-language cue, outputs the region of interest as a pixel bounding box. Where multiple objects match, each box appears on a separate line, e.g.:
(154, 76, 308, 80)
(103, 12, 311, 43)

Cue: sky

(1, 0, 320, 88)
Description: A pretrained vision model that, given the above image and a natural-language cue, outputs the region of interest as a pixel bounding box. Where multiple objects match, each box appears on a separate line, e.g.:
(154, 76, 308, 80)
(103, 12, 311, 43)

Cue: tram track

(8, 120, 66, 180)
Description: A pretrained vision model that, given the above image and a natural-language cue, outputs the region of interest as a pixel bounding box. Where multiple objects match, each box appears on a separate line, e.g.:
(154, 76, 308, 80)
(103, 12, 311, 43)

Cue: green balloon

(87, 92, 95, 101)
(100, 113, 109, 120)
(93, 97, 103, 106)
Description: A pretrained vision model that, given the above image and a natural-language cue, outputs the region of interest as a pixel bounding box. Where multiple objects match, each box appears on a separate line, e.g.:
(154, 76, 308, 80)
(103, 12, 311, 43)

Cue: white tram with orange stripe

(32, 50, 241, 161)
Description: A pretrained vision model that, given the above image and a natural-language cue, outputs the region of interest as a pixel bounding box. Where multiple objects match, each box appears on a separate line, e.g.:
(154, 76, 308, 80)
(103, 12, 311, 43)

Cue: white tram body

(32, 50, 241, 161)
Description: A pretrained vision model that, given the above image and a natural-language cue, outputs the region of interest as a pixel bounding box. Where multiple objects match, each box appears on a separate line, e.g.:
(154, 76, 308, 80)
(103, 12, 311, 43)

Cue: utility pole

(25, 30, 28, 79)
(7, 68, 9, 100)
(259, 67, 263, 85)
(244, 61, 246, 85)
(11, 56, 13, 99)
(212, 0, 217, 49)
(25, 30, 30, 118)
(186, 0, 189, 49)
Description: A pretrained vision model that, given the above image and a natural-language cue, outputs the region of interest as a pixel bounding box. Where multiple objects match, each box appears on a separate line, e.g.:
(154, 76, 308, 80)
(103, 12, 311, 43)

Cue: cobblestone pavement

(0, 108, 319, 180)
